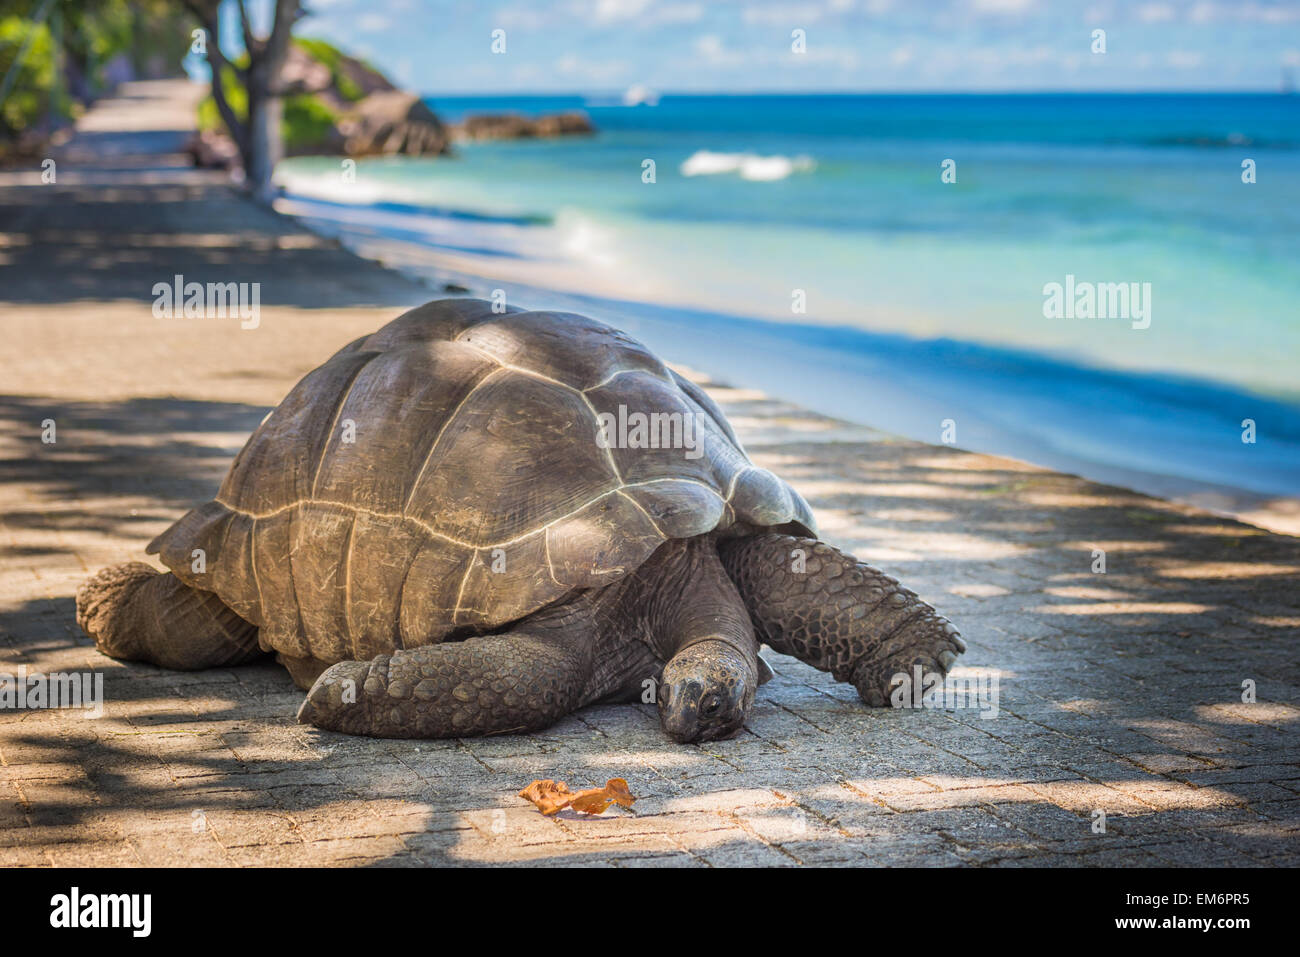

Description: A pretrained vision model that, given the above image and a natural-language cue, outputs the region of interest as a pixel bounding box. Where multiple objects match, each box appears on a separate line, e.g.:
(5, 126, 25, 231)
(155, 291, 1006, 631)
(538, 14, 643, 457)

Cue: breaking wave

(679, 150, 816, 181)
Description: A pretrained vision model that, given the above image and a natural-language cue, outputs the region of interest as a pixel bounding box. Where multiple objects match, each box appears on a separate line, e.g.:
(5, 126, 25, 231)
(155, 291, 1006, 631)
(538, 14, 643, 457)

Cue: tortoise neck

(610, 536, 757, 672)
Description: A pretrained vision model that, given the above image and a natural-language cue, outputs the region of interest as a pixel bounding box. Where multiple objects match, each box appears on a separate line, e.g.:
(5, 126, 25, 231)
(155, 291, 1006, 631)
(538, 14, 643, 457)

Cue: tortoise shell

(148, 299, 816, 662)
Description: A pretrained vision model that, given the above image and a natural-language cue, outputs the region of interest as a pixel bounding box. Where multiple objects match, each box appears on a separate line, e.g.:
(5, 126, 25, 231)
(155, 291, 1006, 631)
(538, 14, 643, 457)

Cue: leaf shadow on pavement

(2, 391, 1299, 866)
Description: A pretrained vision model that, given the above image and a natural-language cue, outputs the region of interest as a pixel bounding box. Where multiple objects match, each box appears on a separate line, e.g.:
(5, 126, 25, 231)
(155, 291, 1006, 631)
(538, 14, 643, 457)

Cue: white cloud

(1241, 2, 1300, 22)
(1137, 3, 1175, 22)
(689, 32, 858, 71)
(969, 44, 1055, 67)
(736, 0, 890, 23)
(497, 0, 702, 30)
(555, 53, 631, 82)
(496, 5, 555, 29)
(356, 13, 390, 33)
(1165, 50, 1205, 68)
(590, 0, 703, 25)
(594, 0, 653, 20)
(695, 34, 729, 62)
(969, 0, 1036, 15)
(648, 3, 706, 25)
(914, 42, 1058, 78)
(1176, 1, 1300, 23)
(744, 3, 830, 25)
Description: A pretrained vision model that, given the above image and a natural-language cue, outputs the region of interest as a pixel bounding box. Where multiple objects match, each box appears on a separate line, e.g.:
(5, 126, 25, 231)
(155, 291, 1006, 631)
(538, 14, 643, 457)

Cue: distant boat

(622, 84, 660, 107)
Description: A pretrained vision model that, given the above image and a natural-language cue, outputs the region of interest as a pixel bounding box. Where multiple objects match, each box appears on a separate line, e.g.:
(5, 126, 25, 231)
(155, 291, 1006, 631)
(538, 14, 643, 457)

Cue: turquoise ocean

(274, 93, 1300, 518)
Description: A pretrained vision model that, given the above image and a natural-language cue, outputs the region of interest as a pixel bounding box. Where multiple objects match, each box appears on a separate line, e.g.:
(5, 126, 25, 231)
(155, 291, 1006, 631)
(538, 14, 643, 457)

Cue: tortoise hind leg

(298, 600, 599, 739)
(277, 654, 331, 691)
(719, 534, 965, 707)
(76, 562, 263, 670)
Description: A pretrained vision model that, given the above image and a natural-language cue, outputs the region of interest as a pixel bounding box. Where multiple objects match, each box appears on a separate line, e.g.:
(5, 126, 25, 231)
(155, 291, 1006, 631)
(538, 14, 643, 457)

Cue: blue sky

(284, 0, 1300, 94)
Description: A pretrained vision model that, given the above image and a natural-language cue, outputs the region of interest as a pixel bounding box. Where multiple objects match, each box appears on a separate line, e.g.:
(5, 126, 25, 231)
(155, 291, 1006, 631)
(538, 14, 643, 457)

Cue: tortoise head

(657, 641, 756, 743)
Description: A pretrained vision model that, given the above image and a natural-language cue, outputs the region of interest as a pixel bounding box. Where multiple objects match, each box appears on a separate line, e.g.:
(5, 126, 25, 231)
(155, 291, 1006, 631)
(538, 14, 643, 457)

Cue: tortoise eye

(700, 694, 722, 716)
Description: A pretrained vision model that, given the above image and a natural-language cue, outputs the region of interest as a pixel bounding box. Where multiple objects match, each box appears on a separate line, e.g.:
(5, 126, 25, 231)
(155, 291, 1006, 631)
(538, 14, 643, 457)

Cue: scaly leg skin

(719, 534, 965, 706)
(76, 562, 263, 669)
(298, 602, 597, 738)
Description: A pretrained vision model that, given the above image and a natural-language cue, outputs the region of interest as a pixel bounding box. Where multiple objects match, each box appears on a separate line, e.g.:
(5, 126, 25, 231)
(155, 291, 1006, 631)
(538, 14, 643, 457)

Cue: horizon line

(418, 88, 1298, 98)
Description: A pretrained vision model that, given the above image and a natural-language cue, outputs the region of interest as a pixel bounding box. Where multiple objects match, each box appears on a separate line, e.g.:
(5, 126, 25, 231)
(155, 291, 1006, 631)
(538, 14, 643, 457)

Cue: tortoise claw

(298, 660, 372, 732)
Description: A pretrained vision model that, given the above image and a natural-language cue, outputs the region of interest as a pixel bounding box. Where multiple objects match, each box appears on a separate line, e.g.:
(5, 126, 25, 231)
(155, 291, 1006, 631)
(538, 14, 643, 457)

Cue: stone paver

(1, 81, 1297, 866)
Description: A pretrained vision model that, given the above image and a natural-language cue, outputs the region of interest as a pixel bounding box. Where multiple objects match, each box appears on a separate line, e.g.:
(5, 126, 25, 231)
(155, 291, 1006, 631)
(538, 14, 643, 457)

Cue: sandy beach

(1, 81, 1298, 867)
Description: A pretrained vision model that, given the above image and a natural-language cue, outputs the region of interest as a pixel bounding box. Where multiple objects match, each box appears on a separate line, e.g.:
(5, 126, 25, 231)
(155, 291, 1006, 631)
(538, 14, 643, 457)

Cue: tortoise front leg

(297, 602, 597, 739)
(719, 534, 965, 706)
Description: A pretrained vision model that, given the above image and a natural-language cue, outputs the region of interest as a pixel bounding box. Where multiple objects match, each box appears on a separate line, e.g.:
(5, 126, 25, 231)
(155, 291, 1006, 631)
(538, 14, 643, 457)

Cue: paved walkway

(1, 82, 1297, 866)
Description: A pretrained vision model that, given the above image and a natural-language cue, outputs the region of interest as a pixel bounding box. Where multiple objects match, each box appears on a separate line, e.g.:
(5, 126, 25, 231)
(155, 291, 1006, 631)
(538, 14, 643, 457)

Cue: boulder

(453, 112, 594, 142)
(337, 91, 451, 156)
(194, 39, 454, 166)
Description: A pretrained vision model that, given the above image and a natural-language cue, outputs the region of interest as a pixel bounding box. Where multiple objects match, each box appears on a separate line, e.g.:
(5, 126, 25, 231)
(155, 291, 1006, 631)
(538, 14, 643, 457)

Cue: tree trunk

(246, 78, 282, 203)
(242, 0, 298, 203)
(183, 0, 299, 203)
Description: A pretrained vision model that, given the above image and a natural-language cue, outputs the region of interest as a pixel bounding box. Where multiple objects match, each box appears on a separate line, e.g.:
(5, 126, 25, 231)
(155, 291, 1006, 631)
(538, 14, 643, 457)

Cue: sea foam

(679, 150, 815, 181)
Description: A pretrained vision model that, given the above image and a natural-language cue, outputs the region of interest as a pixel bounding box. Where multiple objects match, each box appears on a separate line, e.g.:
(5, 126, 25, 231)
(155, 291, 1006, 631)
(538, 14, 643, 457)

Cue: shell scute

(405, 370, 617, 544)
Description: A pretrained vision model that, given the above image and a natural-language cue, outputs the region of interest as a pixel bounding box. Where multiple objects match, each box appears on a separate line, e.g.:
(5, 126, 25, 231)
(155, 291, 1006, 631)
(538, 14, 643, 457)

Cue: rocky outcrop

(279, 41, 449, 157)
(452, 112, 594, 142)
(193, 39, 592, 170)
(194, 39, 451, 164)
(336, 91, 451, 157)
(279, 41, 396, 111)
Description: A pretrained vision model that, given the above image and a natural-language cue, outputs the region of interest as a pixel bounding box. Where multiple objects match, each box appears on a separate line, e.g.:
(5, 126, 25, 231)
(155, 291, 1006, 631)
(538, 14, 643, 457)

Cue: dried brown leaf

(518, 777, 638, 816)
(517, 779, 575, 816)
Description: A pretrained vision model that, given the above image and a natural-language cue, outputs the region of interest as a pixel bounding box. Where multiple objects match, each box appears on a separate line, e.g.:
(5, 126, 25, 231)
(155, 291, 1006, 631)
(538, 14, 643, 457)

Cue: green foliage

(1, 0, 191, 140)
(199, 39, 358, 152)
(58, 0, 135, 71)
(283, 94, 337, 149)
(197, 61, 248, 133)
(117, 0, 191, 79)
(198, 60, 339, 152)
(293, 36, 366, 102)
(0, 16, 59, 136)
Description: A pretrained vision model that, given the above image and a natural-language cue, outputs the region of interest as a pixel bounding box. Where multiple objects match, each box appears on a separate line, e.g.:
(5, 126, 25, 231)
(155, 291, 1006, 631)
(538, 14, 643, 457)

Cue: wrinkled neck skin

(582, 535, 758, 740)
(615, 536, 756, 664)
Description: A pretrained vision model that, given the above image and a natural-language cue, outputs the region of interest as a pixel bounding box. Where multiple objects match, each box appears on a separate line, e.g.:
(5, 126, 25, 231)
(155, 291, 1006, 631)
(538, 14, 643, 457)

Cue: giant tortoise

(76, 299, 964, 742)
